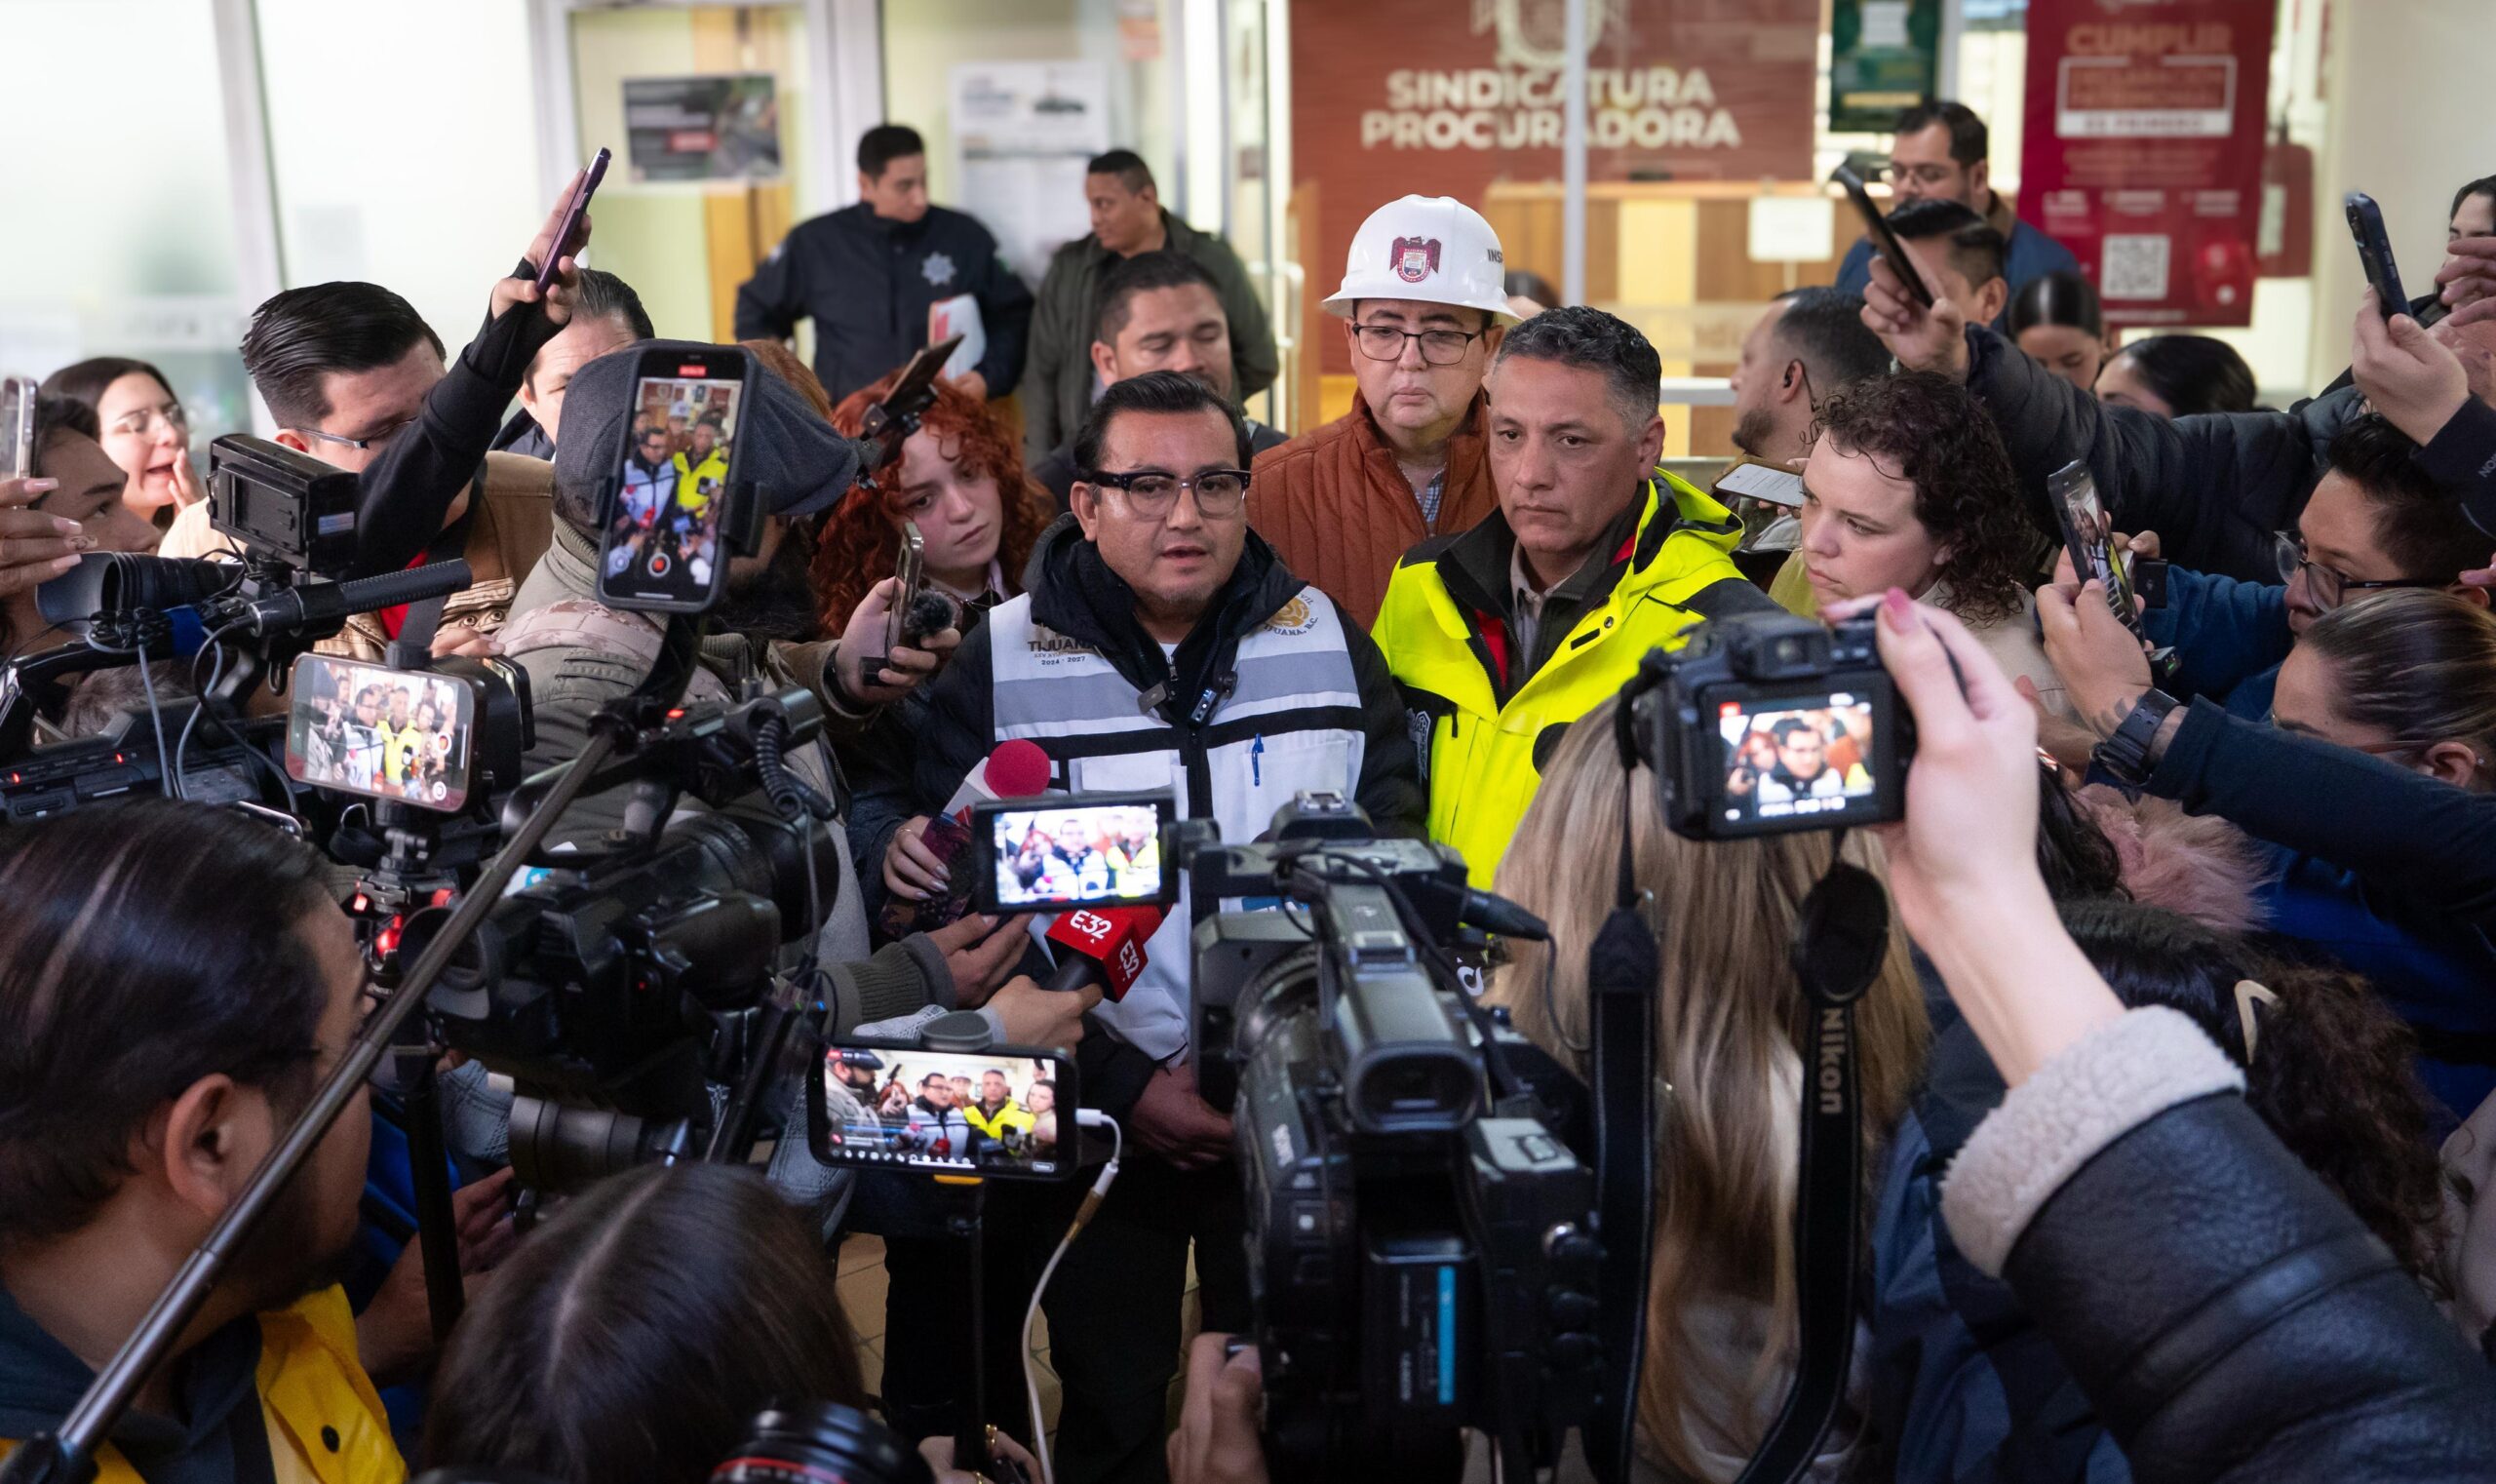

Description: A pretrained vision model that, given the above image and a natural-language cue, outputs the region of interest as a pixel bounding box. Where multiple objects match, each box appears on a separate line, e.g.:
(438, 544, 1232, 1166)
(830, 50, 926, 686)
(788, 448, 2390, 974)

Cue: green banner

(1830, 0, 1941, 134)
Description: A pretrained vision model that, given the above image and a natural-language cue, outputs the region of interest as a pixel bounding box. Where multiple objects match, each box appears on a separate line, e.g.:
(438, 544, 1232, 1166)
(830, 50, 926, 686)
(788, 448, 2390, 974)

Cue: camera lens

(712, 1402, 931, 1484)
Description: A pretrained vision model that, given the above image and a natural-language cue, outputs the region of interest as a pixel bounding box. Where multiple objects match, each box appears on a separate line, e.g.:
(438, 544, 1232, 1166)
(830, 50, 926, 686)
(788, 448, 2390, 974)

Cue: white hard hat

(1322, 195, 1516, 323)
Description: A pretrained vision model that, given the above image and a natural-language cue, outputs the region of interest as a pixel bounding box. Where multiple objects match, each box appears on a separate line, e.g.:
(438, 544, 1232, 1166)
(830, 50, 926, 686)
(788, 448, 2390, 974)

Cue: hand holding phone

(537, 148, 611, 295)
(1833, 166, 1933, 308)
(2347, 192, 2410, 324)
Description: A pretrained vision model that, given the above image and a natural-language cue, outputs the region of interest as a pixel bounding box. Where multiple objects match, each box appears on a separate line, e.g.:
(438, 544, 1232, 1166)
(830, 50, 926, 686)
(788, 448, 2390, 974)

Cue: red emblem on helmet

(1389, 236, 1442, 284)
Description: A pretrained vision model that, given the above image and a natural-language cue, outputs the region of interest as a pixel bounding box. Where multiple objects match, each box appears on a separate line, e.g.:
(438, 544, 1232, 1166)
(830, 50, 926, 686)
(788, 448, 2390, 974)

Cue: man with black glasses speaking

(902, 370, 1422, 1482)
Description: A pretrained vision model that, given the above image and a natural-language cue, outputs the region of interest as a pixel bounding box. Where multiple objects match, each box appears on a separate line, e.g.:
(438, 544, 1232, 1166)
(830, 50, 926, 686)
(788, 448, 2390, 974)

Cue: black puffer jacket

(1939, 1008, 2496, 1483)
(1961, 325, 2363, 584)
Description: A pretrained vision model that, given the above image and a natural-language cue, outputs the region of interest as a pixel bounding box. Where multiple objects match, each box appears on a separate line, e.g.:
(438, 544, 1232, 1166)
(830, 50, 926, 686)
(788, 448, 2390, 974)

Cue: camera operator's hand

(1860, 255, 1970, 384)
(925, 911, 1035, 1006)
(1860, 588, 2125, 1083)
(354, 1166, 520, 1386)
(986, 974, 1100, 1049)
(430, 624, 502, 660)
(488, 170, 594, 327)
(2353, 289, 2474, 444)
(837, 576, 963, 706)
(916, 1430, 1039, 1484)
(886, 814, 948, 900)
(1131, 1060, 1233, 1171)
(2036, 578, 2156, 743)
(0, 477, 97, 599)
(1170, 1333, 1270, 1484)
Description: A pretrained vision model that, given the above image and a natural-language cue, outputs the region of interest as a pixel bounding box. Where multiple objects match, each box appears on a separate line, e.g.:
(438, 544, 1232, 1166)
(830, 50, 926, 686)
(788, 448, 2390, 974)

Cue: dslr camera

(1631, 609, 1908, 840)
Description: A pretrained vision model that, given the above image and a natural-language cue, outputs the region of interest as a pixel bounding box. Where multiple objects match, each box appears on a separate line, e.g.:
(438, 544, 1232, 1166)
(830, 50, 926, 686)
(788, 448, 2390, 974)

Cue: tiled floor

(834, 1232, 1204, 1448)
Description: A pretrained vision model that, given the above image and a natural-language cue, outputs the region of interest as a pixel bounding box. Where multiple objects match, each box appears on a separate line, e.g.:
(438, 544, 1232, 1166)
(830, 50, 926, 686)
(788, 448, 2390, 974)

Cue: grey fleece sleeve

(1940, 1006, 2244, 1276)
(820, 932, 955, 1035)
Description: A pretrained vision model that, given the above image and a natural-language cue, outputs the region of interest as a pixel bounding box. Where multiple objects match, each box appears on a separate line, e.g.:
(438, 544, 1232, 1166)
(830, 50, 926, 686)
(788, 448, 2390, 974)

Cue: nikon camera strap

(1586, 694, 1885, 1484)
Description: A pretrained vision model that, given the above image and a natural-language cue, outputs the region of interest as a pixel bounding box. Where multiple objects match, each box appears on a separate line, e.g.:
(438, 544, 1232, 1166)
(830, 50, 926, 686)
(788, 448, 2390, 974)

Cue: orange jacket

(1249, 391, 1501, 630)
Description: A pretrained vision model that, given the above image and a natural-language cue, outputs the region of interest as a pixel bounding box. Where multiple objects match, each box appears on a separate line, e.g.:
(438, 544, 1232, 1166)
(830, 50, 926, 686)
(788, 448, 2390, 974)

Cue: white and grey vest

(985, 586, 1370, 1059)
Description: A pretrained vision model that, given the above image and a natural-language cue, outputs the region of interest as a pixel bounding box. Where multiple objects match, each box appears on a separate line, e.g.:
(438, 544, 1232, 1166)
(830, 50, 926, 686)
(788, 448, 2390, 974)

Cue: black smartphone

(597, 346, 744, 613)
(2345, 192, 2408, 321)
(283, 654, 478, 812)
(536, 147, 612, 295)
(1833, 166, 1934, 308)
(807, 1040, 1078, 1181)
(2045, 460, 2147, 639)
(857, 334, 965, 466)
(972, 792, 1179, 913)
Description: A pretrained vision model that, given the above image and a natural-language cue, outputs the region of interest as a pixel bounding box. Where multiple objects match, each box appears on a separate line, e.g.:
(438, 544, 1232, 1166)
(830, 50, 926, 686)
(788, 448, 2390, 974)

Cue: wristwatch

(2090, 689, 2181, 787)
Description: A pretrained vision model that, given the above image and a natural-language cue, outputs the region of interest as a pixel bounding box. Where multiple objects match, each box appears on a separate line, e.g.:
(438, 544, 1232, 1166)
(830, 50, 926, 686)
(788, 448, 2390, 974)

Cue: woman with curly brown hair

(1770, 370, 2067, 712)
(814, 371, 1055, 633)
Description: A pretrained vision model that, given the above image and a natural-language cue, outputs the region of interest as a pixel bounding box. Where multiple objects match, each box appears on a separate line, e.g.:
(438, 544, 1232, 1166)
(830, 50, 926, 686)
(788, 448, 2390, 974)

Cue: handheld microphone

(941, 737, 1051, 824)
(1461, 888, 1549, 942)
(1042, 905, 1165, 999)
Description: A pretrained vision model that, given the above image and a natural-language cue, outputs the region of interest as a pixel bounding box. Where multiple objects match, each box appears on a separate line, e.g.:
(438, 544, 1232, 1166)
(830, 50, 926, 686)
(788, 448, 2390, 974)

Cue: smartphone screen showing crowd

(1638, 610, 1907, 840)
(3, 375, 35, 481)
(597, 347, 746, 612)
(806, 1043, 1074, 1180)
(2045, 460, 2148, 639)
(972, 794, 1178, 911)
(284, 653, 477, 810)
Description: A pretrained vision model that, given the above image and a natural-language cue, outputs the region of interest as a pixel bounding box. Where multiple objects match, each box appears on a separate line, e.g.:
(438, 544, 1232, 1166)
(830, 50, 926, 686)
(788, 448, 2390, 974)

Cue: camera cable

(1020, 1109, 1123, 1484)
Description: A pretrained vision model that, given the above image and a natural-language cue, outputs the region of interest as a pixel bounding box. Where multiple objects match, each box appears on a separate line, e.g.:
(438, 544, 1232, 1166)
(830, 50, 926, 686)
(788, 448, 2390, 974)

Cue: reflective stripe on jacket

(1374, 472, 1773, 887)
(985, 584, 1370, 1058)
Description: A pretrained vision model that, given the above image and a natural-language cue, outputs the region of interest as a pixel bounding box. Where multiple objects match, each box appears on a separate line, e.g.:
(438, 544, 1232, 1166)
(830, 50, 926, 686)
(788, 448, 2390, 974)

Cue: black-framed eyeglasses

(1350, 324, 1491, 367)
(1080, 467, 1251, 519)
(295, 416, 417, 453)
(2273, 529, 2442, 610)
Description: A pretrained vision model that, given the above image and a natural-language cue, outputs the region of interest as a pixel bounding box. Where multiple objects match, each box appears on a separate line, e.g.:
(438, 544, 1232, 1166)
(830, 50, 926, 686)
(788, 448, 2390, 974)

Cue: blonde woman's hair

(1484, 700, 1928, 1478)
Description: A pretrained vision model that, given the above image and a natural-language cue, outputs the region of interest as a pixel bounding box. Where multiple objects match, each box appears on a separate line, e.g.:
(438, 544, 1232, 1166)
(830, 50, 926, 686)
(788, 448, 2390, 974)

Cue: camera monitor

(807, 1043, 1075, 1181)
(1711, 690, 1892, 835)
(972, 793, 1179, 912)
(597, 347, 746, 612)
(284, 654, 477, 812)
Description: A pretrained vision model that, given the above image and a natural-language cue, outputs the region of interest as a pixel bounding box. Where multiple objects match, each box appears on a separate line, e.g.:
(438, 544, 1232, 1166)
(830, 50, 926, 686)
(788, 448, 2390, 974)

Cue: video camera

(960, 787, 1592, 1478)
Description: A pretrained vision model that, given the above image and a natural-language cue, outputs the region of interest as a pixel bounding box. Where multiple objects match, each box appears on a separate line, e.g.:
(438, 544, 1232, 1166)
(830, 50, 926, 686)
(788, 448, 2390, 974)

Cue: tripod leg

(404, 1050, 466, 1343)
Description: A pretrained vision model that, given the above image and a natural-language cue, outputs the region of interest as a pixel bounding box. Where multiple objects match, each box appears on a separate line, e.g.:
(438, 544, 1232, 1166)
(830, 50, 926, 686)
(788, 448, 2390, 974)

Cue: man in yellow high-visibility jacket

(1374, 305, 1780, 887)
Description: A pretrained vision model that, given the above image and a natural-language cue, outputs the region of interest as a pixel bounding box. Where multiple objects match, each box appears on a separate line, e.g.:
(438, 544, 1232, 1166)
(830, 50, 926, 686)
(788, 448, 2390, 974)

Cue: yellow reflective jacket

(1, 1286, 403, 1484)
(1373, 473, 1776, 887)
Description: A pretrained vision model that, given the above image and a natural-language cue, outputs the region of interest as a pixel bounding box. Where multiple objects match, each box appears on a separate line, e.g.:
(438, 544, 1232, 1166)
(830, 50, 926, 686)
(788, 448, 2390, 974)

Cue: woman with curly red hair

(815, 372, 1055, 633)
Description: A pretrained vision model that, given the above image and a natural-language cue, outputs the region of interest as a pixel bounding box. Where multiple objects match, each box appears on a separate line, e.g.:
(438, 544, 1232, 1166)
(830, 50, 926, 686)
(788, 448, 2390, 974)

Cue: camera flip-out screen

(810, 1045, 1072, 1181)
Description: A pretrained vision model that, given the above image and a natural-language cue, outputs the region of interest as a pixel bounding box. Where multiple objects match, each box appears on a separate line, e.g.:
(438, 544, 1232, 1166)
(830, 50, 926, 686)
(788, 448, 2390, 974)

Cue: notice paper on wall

(951, 61, 1111, 283)
(929, 295, 987, 382)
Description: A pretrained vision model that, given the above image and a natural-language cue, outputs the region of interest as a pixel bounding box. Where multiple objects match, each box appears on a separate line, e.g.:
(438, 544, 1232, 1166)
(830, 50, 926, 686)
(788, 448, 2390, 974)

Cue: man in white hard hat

(1250, 195, 1517, 628)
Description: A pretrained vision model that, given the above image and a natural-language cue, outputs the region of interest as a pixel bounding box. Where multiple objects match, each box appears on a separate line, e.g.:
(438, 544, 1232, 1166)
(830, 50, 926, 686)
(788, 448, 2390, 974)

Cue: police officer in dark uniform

(735, 124, 1034, 406)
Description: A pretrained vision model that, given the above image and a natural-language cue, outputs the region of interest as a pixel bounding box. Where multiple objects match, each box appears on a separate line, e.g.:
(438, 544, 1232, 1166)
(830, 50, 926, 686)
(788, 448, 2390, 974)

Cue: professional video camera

(411, 1398, 940, 1484)
(969, 788, 1592, 1481)
(0, 434, 508, 817)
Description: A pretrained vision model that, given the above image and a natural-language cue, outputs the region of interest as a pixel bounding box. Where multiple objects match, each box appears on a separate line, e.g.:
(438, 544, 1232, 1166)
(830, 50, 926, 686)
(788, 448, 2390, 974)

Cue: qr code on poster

(2101, 235, 2171, 301)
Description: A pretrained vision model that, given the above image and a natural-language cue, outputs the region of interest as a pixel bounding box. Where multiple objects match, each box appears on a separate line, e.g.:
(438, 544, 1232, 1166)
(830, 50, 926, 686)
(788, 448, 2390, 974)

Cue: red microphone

(1042, 905, 1166, 1000)
(941, 738, 1051, 824)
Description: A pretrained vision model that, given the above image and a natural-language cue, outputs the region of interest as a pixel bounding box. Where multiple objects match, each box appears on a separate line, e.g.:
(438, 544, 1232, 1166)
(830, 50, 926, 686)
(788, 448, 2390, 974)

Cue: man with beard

(0, 802, 433, 1481)
(1027, 251, 1285, 511)
(1723, 288, 1898, 599)
(1755, 716, 1867, 804)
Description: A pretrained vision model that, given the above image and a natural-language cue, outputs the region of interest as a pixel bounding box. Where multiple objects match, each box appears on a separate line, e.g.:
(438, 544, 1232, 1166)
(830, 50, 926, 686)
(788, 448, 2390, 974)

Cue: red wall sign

(2019, 0, 2278, 328)
(1291, 0, 1819, 371)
